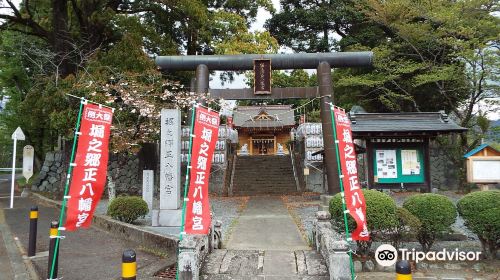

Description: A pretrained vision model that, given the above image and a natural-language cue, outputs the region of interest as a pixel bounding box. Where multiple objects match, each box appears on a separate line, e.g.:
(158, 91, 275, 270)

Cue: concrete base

(152, 209, 182, 227)
(318, 195, 333, 211)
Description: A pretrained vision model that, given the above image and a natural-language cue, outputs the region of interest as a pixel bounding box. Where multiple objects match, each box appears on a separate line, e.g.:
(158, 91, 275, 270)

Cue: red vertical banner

(333, 107, 370, 241)
(184, 107, 220, 234)
(65, 104, 113, 231)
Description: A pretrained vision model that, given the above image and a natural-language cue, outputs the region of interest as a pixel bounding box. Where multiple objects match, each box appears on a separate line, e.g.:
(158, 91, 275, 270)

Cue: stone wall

(107, 153, 141, 195)
(31, 151, 66, 192)
(429, 141, 461, 190)
(305, 167, 326, 193)
(312, 211, 351, 280)
(32, 151, 140, 195)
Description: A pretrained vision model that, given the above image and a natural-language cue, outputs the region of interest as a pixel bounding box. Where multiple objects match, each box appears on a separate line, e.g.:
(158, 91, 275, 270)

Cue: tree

(265, 0, 361, 52)
(0, 1, 279, 164)
(355, 0, 499, 145)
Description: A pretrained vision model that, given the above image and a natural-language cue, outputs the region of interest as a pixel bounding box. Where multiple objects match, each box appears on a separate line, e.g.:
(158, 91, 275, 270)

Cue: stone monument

(142, 170, 154, 212)
(151, 108, 182, 227)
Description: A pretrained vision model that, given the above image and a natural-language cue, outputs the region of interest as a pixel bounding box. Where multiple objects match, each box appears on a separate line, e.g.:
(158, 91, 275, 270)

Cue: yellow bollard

(28, 206, 38, 257)
(396, 260, 412, 280)
(47, 221, 59, 280)
(122, 249, 137, 280)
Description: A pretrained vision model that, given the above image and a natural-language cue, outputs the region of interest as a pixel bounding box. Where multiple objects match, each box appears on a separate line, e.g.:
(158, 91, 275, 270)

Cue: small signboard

(11, 127, 25, 140)
(254, 59, 271, 95)
(23, 145, 34, 182)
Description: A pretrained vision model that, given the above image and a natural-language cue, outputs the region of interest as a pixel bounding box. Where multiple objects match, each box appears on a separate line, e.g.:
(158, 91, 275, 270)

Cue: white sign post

(10, 127, 25, 209)
(23, 145, 34, 182)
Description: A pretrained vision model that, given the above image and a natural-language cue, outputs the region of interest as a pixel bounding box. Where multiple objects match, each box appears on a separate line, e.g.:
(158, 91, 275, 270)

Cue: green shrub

(107, 196, 149, 223)
(403, 193, 456, 252)
(329, 189, 398, 256)
(457, 191, 500, 259)
(389, 207, 422, 249)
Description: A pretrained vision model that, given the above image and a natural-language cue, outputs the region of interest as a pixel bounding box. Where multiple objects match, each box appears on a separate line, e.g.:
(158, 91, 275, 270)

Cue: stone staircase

(231, 155, 298, 196)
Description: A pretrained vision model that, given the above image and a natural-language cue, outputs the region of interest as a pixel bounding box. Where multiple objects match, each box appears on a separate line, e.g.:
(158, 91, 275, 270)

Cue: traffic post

(28, 206, 38, 257)
(47, 221, 60, 280)
(396, 260, 412, 280)
(122, 249, 137, 280)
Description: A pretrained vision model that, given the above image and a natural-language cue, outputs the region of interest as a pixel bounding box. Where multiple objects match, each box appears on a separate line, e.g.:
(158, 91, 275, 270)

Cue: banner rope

(176, 104, 197, 280)
(66, 93, 116, 110)
(49, 99, 85, 279)
(329, 103, 356, 280)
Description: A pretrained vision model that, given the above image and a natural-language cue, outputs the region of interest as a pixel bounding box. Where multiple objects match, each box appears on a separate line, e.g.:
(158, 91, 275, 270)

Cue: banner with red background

(333, 107, 370, 241)
(65, 103, 113, 231)
(184, 107, 220, 234)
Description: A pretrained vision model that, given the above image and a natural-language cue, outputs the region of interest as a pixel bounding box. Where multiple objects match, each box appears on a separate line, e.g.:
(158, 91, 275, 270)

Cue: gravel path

(210, 196, 249, 240)
(282, 194, 321, 244)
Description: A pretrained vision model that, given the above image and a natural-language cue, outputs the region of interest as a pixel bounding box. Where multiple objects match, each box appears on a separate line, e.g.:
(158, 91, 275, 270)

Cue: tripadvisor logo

(374, 244, 482, 267)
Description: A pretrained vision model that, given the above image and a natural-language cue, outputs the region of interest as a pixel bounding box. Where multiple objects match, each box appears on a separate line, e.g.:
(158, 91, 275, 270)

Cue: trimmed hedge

(457, 191, 500, 259)
(457, 190, 500, 220)
(107, 196, 149, 223)
(390, 207, 422, 249)
(329, 189, 398, 234)
(403, 193, 456, 252)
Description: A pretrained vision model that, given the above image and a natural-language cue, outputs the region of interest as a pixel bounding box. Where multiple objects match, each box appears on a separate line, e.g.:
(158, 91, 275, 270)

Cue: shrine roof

(233, 105, 295, 128)
(350, 112, 467, 135)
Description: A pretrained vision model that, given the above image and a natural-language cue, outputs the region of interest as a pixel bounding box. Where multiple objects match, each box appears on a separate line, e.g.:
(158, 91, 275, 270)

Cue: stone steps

(231, 155, 297, 195)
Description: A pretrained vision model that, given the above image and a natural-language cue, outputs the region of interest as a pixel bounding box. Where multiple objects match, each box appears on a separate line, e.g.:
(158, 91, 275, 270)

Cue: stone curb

(30, 192, 179, 253)
(0, 208, 39, 280)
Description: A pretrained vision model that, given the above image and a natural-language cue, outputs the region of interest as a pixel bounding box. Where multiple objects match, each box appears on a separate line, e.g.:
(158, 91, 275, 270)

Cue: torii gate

(155, 52, 373, 195)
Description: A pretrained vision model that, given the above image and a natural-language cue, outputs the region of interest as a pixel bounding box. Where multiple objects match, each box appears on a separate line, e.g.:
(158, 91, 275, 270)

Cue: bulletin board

(373, 148, 425, 184)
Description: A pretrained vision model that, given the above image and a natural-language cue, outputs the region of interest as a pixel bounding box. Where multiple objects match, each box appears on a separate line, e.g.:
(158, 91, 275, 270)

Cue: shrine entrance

(252, 136, 274, 155)
(155, 52, 373, 195)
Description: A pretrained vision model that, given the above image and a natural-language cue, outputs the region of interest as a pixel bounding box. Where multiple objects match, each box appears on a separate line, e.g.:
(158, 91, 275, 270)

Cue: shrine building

(233, 105, 295, 155)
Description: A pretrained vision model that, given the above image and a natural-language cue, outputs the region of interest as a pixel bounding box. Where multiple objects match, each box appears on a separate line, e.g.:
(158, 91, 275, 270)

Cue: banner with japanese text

(184, 107, 220, 234)
(65, 104, 113, 231)
(334, 107, 370, 241)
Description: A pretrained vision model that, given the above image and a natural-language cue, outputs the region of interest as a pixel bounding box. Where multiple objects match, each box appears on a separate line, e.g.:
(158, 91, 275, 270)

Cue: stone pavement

(225, 196, 309, 251)
(0, 174, 172, 280)
(201, 249, 329, 280)
(201, 196, 324, 279)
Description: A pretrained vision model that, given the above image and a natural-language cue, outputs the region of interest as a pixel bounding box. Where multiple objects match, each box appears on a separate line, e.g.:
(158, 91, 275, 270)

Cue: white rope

(231, 95, 327, 120)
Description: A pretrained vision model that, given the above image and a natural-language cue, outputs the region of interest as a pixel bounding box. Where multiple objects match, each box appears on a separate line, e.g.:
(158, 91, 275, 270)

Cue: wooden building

(350, 112, 467, 191)
(233, 105, 295, 155)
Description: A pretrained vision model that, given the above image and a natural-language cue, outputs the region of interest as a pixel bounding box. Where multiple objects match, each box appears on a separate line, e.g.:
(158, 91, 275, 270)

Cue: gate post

(318, 61, 341, 195)
(195, 64, 209, 106)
